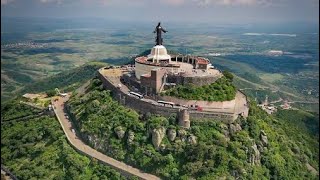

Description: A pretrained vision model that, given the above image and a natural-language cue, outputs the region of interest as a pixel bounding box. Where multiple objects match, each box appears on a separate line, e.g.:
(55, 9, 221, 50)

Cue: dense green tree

(222, 70, 234, 81)
(163, 77, 236, 101)
(46, 89, 56, 97)
(3, 78, 318, 180)
(1, 101, 128, 180)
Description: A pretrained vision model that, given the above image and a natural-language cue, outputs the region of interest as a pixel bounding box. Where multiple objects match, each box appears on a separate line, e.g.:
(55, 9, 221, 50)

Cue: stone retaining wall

(98, 72, 238, 123)
(158, 95, 236, 110)
(166, 75, 221, 87)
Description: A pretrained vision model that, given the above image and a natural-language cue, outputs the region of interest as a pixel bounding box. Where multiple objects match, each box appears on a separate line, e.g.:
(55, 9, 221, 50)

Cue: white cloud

(219, 0, 257, 5)
(39, 0, 63, 5)
(162, 0, 185, 6)
(192, 0, 280, 6)
(1, 0, 14, 6)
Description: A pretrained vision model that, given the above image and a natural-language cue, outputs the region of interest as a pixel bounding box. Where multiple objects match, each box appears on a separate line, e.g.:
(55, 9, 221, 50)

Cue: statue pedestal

(147, 45, 171, 63)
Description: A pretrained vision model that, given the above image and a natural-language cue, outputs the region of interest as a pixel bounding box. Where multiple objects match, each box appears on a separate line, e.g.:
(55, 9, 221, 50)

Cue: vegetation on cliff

(162, 76, 237, 101)
(1, 61, 107, 103)
(20, 62, 107, 94)
(1, 100, 41, 121)
(1, 101, 129, 180)
(67, 78, 319, 179)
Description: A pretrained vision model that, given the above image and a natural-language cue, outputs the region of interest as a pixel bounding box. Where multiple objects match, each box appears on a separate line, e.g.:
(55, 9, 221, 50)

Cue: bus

(157, 100, 175, 107)
(129, 91, 143, 99)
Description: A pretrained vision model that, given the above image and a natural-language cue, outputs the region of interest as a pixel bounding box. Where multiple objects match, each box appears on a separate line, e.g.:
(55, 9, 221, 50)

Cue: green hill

(1, 61, 318, 179)
(1, 61, 107, 103)
(66, 78, 319, 179)
(1, 102, 128, 180)
(19, 61, 107, 94)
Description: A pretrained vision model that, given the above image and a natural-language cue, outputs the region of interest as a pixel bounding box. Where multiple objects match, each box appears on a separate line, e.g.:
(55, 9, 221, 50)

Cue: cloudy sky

(1, 0, 319, 24)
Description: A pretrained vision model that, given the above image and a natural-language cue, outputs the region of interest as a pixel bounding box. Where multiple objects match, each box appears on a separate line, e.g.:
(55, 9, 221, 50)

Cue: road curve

(52, 95, 160, 180)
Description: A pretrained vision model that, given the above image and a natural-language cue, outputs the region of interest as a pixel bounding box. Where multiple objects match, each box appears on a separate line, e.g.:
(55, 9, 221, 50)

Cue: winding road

(52, 95, 160, 180)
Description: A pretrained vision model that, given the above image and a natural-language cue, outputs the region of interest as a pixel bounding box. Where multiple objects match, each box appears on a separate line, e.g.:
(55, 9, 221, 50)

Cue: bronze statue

(153, 22, 167, 45)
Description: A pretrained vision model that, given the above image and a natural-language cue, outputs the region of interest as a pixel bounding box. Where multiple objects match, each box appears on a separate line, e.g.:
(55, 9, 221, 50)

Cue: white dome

(147, 45, 171, 63)
(150, 45, 168, 55)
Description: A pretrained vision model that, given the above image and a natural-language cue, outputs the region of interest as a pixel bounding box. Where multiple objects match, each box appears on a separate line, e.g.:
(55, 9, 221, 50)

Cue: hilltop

(1, 63, 319, 179)
(66, 77, 319, 179)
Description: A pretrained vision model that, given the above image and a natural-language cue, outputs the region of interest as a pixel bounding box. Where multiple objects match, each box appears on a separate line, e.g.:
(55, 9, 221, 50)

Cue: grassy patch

(260, 73, 284, 83)
(163, 77, 236, 101)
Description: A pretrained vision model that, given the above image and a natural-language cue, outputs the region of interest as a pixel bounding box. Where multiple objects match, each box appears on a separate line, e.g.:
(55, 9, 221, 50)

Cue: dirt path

(52, 95, 160, 180)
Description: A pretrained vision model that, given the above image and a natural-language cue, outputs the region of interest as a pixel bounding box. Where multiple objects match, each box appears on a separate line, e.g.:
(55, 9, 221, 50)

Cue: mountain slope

(67, 78, 319, 179)
(1, 102, 128, 180)
(1, 61, 107, 103)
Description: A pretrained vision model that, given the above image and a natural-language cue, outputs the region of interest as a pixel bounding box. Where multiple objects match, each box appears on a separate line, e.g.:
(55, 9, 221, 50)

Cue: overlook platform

(98, 67, 249, 123)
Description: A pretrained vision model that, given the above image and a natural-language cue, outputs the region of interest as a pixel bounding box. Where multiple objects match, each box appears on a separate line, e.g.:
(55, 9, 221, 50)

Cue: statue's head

(158, 22, 161, 26)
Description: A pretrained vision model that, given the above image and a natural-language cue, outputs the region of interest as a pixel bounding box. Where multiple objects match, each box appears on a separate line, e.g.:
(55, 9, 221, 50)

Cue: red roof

(135, 56, 148, 63)
(196, 58, 209, 65)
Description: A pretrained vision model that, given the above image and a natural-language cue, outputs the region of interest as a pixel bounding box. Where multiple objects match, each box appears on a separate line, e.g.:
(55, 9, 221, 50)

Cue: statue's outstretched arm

(162, 28, 167, 33)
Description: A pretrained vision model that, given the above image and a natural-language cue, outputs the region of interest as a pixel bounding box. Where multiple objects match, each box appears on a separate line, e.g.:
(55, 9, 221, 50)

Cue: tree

(223, 70, 234, 81)
(46, 89, 57, 97)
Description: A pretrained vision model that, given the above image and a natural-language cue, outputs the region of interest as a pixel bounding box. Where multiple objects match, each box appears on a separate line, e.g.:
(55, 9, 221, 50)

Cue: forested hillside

(19, 62, 107, 94)
(1, 61, 107, 103)
(67, 78, 319, 179)
(1, 101, 131, 180)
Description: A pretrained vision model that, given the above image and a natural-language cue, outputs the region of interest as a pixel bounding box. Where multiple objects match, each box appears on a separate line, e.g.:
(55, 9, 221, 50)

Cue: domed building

(132, 23, 221, 95)
(98, 22, 249, 122)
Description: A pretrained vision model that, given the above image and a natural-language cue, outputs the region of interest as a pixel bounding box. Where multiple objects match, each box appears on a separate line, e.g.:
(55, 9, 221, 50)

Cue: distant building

(280, 100, 292, 109)
(258, 95, 277, 114)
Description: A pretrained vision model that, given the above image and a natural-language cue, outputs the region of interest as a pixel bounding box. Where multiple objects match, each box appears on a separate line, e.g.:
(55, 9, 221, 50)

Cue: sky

(1, 0, 319, 24)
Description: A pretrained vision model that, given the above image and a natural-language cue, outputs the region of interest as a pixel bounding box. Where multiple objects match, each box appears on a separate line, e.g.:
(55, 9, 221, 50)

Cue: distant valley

(1, 18, 319, 112)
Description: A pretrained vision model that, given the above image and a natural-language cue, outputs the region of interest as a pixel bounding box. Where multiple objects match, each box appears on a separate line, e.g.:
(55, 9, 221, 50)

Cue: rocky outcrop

(188, 134, 197, 145)
(152, 127, 166, 149)
(229, 123, 242, 134)
(177, 129, 188, 142)
(257, 143, 265, 153)
(167, 128, 177, 141)
(220, 124, 230, 141)
(260, 130, 268, 146)
(127, 131, 135, 145)
(177, 129, 187, 137)
(306, 163, 319, 176)
(87, 134, 98, 148)
(175, 139, 182, 144)
(249, 143, 261, 165)
(87, 134, 105, 150)
(114, 126, 125, 139)
(178, 109, 190, 129)
(159, 144, 166, 151)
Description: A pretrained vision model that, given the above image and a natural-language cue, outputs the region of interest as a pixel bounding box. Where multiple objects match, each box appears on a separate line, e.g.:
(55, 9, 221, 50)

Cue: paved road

(52, 95, 160, 180)
(1, 165, 17, 180)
